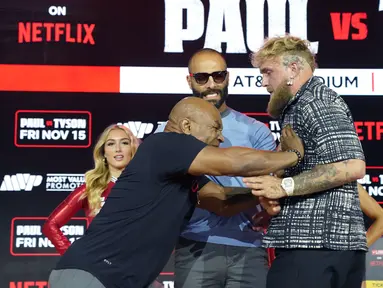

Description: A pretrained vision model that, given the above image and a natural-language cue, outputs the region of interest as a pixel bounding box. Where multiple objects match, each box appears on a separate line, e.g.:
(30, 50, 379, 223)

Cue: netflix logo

(330, 12, 368, 40)
(17, 4, 96, 45)
(18, 23, 95, 45)
(355, 121, 383, 141)
(9, 282, 49, 288)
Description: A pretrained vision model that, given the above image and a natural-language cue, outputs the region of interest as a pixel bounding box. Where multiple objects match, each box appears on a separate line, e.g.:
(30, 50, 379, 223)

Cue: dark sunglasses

(189, 70, 228, 85)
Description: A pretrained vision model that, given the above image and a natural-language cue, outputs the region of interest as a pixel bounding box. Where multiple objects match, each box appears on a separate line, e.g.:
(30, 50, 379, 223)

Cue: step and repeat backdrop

(0, 0, 382, 287)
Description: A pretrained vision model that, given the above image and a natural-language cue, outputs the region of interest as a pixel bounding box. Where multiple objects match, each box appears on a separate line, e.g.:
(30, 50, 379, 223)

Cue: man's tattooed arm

(291, 159, 365, 196)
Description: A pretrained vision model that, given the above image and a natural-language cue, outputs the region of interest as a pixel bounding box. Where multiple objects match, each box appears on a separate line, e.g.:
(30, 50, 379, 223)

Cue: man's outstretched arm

(243, 101, 366, 199)
(243, 159, 365, 199)
(290, 159, 365, 196)
(197, 181, 260, 217)
(188, 125, 303, 177)
(189, 146, 300, 177)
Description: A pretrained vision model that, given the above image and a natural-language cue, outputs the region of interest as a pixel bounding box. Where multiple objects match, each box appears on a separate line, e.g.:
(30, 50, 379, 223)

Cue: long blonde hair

(81, 124, 140, 216)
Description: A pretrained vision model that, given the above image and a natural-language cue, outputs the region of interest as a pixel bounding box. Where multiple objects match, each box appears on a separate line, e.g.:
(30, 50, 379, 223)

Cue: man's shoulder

(297, 79, 348, 114)
(299, 92, 348, 115)
(301, 76, 342, 104)
(294, 87, 353, 133)
(226, 108, 268, 129)
(143, 132, 201, 148)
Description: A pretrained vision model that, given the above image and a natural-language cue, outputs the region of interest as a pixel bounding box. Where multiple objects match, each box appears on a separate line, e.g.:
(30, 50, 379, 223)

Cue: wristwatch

(281, 177, 295, 197)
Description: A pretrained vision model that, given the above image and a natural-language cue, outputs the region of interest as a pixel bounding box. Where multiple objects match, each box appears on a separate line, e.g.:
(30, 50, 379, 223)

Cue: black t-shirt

(56, 132, 210, 287)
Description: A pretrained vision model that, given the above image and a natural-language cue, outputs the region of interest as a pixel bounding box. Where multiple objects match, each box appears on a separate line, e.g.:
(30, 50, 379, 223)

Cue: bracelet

(287, 149, 302, 169)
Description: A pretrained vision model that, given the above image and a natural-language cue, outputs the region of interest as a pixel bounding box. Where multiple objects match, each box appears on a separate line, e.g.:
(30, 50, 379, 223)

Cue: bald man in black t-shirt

(49, 97, 304, 288)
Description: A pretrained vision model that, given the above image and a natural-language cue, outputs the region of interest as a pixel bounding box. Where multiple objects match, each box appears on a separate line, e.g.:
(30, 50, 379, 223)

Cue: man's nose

(262, 76, 268, 87)
(206, 76, 217, 89)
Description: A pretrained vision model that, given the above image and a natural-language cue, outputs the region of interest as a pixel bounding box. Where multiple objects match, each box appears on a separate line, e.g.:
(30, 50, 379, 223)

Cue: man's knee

(48, 269, 106, 288)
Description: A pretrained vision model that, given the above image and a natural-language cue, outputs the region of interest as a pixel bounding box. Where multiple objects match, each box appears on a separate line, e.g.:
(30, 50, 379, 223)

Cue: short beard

(192, 86, 229, 110)
(267, 81, 294, 119)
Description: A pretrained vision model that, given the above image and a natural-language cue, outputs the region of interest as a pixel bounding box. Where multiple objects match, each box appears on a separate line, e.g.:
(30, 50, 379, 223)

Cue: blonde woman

(43, 124, 140, 255)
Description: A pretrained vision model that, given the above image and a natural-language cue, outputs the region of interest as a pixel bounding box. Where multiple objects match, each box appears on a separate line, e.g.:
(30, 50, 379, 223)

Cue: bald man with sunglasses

(155, 48, 275, 288)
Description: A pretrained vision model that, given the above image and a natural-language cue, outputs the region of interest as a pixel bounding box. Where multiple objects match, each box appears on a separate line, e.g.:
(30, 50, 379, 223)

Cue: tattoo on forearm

(292, 163, 343, 196)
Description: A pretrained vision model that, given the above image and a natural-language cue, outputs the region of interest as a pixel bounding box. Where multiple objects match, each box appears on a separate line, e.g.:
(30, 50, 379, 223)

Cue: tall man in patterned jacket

(244, 35, 367, 288)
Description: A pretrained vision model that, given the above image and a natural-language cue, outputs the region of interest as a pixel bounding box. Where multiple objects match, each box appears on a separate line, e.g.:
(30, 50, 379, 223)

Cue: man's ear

(180, 118, 192, 135)
(289, 62, 300, 79)
(186, 75, 192, 89)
